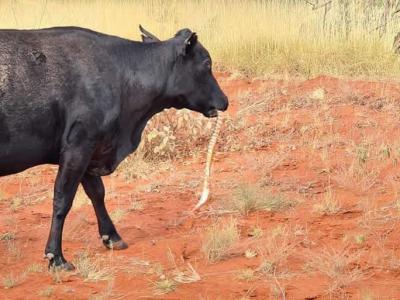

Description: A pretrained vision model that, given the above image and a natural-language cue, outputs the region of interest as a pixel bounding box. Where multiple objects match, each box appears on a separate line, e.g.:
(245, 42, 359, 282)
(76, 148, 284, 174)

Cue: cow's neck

(114, 42, 178, 167)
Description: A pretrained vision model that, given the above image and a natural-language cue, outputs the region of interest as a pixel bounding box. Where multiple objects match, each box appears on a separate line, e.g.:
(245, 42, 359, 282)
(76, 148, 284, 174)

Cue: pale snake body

(193, 114, 223, 211)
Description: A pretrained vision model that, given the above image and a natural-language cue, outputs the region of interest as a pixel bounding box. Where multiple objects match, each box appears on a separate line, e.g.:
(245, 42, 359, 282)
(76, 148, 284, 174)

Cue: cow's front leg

(45, 143, 93, 270)
(81, 174, 128, 250)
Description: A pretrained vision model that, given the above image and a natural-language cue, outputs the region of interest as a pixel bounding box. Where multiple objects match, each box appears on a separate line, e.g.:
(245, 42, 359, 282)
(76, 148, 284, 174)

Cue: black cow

(0, 25, 228, 269)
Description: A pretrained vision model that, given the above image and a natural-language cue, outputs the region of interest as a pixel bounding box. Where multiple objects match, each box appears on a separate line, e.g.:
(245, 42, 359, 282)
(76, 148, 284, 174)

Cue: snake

(193, 114, 223, 211)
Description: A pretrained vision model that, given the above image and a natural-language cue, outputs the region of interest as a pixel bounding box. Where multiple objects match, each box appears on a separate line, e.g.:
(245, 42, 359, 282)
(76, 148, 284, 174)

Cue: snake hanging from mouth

(193, 114, 223, 211)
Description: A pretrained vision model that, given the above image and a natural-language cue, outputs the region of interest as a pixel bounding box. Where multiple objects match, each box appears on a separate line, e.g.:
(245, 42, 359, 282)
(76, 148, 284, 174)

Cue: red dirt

(2, 74, 400, 299)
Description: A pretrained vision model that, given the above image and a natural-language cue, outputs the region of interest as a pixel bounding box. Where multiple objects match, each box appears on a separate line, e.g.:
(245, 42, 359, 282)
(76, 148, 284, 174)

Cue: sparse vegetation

(110, 208, 126, 224)
(257, 226, 294, 277)
(313, 188, 342, 215)
(73, 186, 90, 209)
(2, 274, 17, 289)
(237, 268, 256, 282)
(1, 1, 400, 297)
(153, 278, 177, 295)
(26, 263, 44, 273)
(354, 235, 366, 245)
(0, 232, 15, 241)
(49, 266, 65, 284)
(2, 1, 400, 78)
(88, 280, 115, 300)
(229, 184, 293, 215)
(38, 286, 54, 297)
(2, 272, 25, 289)
(306, 248, 363, 293)
(202, 218, 240, 263)
(128, 198, 144, 212)
(74, 251, 114, 282)
(248, 226, 264, 239)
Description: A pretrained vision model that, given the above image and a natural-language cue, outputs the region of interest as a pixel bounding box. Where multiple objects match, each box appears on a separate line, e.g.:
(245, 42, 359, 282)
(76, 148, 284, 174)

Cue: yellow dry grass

(0, 0, 399, 78)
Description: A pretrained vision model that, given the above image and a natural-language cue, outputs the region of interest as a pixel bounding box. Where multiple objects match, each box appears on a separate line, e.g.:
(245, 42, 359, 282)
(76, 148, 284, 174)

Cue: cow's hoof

(102, 235, 128, 250)
(46, 253, 75, 271)
(49, 261, 75, 271)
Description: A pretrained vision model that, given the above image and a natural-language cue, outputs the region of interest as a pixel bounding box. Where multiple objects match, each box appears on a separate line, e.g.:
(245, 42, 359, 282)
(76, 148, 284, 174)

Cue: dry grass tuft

(257, 226, 294, 277)
(26, 263, 44, 273)
(313, 188, 342, 215)
(229, 184, 294, 215)
(74, 251, 114, 282)
(202, 218, 240, 263)
(73, 186, 90, 209)
(237, 268, 257, 282)
(38, 286, 54, 298)
(110, 208, 126, 224)
(0, 232, 15, 241)
(88, 280, 115, 300)
(306, 248, 363, 293)
(2, 272, 26, 289)
(153, 278, 177, 295)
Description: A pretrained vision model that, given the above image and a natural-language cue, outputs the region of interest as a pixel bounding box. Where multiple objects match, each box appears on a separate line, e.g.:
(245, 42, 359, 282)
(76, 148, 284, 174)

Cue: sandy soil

(1, 73, 400, 299)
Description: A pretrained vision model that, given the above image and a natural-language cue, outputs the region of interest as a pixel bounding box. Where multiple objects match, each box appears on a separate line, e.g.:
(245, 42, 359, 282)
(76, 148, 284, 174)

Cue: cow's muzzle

(217, 95, 229, 112)
(203, 96, 228, 118)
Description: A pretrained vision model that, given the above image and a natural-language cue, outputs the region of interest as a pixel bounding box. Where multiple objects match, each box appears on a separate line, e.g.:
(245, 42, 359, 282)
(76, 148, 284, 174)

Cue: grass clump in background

(1, 0, 400, 79)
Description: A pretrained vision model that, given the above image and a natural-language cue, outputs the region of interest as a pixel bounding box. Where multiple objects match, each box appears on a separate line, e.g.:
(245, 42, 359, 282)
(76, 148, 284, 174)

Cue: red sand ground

(1, 74, 400, 299)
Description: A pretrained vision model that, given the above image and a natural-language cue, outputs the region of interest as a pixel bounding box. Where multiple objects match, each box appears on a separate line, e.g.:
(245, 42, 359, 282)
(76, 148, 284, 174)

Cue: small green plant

(380, 144, 391, 160)
(230, 185, 293, 215)
(202, 218, 240, 263)
(354, 235, 366, 245)
(154, 278, 177, 295)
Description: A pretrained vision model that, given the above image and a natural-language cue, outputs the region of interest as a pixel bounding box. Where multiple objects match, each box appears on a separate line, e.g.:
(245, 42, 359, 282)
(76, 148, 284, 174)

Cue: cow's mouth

(203, 108, 218, 118)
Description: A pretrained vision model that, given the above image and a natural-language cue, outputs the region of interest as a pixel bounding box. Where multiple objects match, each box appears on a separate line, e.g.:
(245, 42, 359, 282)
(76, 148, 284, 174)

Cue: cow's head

(139, 25, 229, 118)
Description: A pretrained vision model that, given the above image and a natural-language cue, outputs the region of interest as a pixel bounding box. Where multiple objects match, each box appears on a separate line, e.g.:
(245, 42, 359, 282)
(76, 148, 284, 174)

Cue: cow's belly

(0, 135, 58, 176)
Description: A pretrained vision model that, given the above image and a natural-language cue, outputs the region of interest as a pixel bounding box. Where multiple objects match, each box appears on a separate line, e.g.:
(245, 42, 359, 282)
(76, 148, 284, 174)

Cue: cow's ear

(139, 25, 160, 43)
(174, 29, 197, 56)
(183, 32, 197, 55)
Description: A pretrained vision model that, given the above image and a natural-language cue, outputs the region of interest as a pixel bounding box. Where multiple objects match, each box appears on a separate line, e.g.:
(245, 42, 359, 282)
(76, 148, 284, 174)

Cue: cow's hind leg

(81, 174, 128, 250)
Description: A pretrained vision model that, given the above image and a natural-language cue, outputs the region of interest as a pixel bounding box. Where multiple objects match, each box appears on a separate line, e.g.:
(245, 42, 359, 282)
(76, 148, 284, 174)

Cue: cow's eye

(204, 60, 211, 70)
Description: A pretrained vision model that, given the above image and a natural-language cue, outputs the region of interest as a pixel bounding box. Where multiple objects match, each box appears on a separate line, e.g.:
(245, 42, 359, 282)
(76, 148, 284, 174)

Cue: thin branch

(304, 0, 333, 11)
